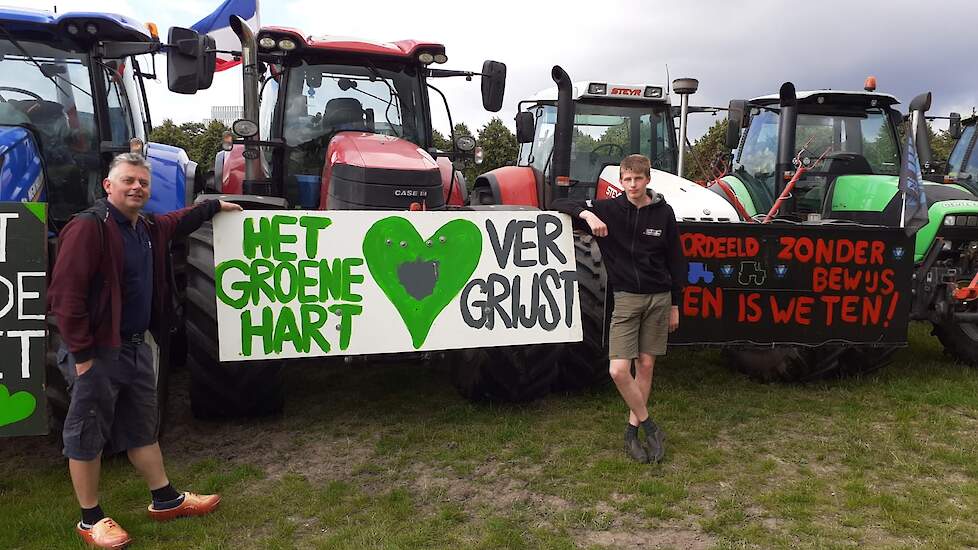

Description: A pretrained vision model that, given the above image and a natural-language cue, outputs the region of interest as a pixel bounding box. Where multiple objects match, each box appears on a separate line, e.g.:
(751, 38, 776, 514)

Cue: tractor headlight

(969, 215, 978, 227)
(433, 53, 447, 64)
(85, 23, 98, 35)
(278, 38, 297, 51)
(259, 36, 277, 49)
(418, 52, 434, 64)
(66, 23, 79, 35)
(945, 215, 956, 226)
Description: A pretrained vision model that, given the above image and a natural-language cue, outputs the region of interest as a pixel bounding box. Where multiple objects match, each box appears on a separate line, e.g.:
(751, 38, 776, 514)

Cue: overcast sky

(6, 0, 978, 139)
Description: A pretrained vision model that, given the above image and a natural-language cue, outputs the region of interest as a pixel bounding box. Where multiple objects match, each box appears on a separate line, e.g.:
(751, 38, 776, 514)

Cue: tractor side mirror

(515, 111, 535, 143)
(167, 27, 216, 94)
(949, 112, 962, 140)
(481, 60, 506, 113)
(725, 99, 747, 150)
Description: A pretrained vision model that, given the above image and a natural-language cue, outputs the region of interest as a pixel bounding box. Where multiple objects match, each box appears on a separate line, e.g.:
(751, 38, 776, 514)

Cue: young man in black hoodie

(553, 154, 686, 463)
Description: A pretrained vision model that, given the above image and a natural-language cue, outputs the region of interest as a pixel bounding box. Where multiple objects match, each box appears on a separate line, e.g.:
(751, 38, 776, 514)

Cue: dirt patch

(408, 461, 573, 512)
(578, 527, 714, 549)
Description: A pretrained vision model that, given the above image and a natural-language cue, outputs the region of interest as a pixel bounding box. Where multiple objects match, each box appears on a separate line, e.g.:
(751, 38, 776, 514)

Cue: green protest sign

(212, 211, 581, 361)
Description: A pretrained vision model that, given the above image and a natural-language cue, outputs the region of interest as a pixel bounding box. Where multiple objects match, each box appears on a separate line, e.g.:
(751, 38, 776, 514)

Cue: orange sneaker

(147, 492, 221, 521)
(75, 517, 132, 548)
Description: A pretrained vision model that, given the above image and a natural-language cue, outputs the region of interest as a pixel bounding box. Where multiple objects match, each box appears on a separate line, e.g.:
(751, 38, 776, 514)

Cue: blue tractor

(0, 7, 212, 430)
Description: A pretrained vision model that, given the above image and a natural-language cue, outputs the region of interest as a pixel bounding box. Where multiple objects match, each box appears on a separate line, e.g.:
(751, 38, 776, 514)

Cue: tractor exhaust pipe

(910, 92, 933, 168)
(673, 78, 699, 178)
(552, 65, 573, 198)
(775, 82, 798, 202)
(229, 15, 262, 189)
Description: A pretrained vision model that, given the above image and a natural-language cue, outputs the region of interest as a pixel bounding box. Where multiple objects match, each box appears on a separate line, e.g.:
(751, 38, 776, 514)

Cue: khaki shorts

(608, 291, 671, 359)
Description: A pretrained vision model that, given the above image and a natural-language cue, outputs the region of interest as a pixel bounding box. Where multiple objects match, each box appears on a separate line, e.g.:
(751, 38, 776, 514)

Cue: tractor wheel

(168, 235, 189, 368)
(185, 221, 285, 419)
(933, 320, 978, 366)
(471, 186, 494, 206)
(724, 343, 896, 383)
(724, 346, 845, 383)
(839, 345, 899, 377)
(553, 232, 611, 391)
(450, 344, 559, 403)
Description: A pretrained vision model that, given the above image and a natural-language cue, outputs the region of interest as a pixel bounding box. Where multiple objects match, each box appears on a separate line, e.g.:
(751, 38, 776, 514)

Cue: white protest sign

(213, 211, 582, 361)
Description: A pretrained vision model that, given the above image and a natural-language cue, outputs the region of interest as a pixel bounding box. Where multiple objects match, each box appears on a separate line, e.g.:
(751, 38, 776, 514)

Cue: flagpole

(900, 190, 906, 229)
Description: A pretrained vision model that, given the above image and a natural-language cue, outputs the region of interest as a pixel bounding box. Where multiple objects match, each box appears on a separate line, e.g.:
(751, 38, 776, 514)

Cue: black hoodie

(553, 190, 686, 304)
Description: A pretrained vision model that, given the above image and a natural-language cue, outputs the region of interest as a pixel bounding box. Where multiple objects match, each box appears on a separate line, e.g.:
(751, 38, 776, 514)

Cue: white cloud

(4, 0, 978, 141)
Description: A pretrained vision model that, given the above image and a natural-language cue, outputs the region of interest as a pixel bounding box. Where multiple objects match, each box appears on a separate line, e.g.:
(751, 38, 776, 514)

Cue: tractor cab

(726, 88, 904, 220)
(945, 114, 978, 195)
(515, 81, 678, 201)
(0, 8, 193, 225)
(207, 23, 505, 211)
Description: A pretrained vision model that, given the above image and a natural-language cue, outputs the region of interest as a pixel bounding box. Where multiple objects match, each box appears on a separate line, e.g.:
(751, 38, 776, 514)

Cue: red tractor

(169, 17, 515, 417)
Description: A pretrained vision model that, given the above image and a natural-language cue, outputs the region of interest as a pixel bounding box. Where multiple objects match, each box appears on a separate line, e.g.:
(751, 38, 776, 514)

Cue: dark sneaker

(624, 436, 650, 463)
(645, 423, 666, 463)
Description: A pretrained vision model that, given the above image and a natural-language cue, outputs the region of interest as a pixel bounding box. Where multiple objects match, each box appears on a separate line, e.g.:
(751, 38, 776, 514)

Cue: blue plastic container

(295, 174, 321, 209)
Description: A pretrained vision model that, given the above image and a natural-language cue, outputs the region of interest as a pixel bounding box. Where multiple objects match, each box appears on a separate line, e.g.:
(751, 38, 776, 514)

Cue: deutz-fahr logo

(610, 88, 641, 96)
(395, 189, 428, 197)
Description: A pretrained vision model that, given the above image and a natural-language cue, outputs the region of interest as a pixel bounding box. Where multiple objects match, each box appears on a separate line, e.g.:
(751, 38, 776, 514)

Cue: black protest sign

(670, 222, 913, 345)
(0, 203, 48, 437)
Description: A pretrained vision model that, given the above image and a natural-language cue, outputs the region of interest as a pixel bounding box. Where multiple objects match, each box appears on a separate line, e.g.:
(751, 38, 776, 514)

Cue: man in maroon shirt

(49, 153, 241, 548)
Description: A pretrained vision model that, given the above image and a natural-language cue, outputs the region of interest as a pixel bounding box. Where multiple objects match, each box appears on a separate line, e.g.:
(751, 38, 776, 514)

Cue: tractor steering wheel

(0, 86, 45, 102)
(589, 142, 626, 163)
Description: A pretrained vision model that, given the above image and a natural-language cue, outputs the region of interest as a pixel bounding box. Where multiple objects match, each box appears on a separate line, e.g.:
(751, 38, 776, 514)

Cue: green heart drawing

(363, 216, 483, 348)
(0, 384, 37, 427)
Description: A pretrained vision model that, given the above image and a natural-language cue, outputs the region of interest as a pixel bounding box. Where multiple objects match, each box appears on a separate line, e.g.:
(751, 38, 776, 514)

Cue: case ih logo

(610, 87, 642, 96)
(395, 189, 428, 197)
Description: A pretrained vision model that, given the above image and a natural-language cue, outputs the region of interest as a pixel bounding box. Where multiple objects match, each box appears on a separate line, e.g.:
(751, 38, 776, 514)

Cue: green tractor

(944, 113, 978, 196)
(718, 82, 978, 380)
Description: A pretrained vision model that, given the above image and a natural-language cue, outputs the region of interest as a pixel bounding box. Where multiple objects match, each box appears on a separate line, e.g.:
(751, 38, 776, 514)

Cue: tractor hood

(323, 132, 445, 210)
(597, 166, 740, 222)
(0, 125, 44, 202)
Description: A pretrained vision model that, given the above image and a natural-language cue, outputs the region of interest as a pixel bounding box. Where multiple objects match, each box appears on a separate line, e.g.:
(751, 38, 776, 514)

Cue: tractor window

(519, 101, 676, 195)
(736, 109, 778, 190)
(100, 58, 137, 145)
(795, 110, 898, 175)
(518, 104, 555, 174)
(947, 123, 977, 184)
(0, 38, 101, 222)
(282, 60, 427, 181)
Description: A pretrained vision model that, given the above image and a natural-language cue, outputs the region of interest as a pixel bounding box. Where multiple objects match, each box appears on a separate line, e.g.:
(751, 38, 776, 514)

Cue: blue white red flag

(191, 0, 259, 72)
(898, 129, 929, 236)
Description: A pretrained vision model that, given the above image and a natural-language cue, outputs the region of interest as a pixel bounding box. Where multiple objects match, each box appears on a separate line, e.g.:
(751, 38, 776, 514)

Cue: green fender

(914, 199, 978, 262)
(719, 175, 758, 218)
(830, 175, 978, 262)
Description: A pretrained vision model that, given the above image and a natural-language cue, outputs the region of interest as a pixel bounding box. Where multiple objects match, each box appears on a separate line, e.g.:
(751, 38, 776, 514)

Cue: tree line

(150, 115, 957, 192)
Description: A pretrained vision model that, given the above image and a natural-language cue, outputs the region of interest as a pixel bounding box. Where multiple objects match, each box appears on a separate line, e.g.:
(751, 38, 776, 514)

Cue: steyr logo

(610, 88, 641, 96)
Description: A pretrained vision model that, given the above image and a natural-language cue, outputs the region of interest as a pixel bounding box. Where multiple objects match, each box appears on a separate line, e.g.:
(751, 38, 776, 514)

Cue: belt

(121, 332, 145, 345)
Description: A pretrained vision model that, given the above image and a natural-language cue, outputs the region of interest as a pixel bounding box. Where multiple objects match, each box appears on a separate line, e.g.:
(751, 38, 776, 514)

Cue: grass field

(2, 323, 978, 549)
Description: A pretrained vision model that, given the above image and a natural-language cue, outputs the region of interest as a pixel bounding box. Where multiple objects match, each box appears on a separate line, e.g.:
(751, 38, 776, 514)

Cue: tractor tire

(553, 232, 611, 391)
(450, 344, 559, 403)
(724, 346, 845, 383)
(471, 186, 494, 206)
(185, 221, 285, 419)
(168, 235, 189, 368)
(724, 343, 896, 383)
(933, 320, 978, 366)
